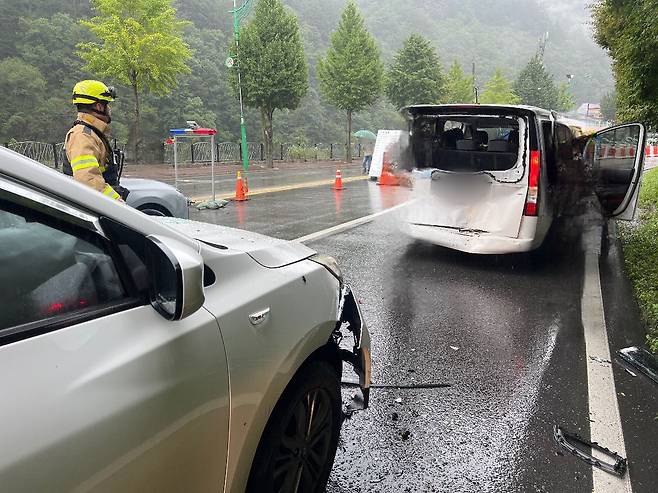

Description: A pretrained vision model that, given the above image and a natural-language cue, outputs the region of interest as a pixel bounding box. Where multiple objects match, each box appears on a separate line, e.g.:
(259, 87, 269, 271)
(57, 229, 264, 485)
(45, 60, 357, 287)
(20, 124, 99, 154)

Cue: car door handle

(249, 308, 270, 326)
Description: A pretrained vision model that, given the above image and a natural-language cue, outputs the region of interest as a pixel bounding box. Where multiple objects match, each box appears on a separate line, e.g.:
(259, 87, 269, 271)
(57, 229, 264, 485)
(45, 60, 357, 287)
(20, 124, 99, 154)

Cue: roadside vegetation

(619, 168, 658, 352)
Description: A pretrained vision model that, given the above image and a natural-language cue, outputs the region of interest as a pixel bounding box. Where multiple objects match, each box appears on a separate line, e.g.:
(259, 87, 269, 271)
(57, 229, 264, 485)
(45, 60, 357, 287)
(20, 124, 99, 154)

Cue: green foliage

(444, 61, 474, 104)
(0, 58, 47, 141)
(593, 0, 658, 126)
(79, 0, 192, 161)
(619, 168, 658, 352)
(79, 0, 192, 94)
(318, 1, 383, 112)
(317, 1, 383, 161)
(514, 55, 559, 109)
(600, 91, 617, 122)
(385, 33, 444, 109)
(556, 82, 576, 112)
(480, 69, 519, 105)
(233, 0, 308, 166)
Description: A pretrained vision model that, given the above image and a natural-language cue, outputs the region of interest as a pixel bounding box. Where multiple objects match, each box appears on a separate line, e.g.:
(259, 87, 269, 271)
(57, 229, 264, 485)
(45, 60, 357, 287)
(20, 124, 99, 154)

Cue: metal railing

(5, 139, 363, 167)
(163, 141, 362, 165)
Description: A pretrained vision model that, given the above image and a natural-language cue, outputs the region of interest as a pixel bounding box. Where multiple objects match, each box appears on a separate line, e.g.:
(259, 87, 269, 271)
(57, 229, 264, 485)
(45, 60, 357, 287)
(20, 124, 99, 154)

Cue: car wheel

(137, 204, 171, 217)
(246, 360, 342, 493)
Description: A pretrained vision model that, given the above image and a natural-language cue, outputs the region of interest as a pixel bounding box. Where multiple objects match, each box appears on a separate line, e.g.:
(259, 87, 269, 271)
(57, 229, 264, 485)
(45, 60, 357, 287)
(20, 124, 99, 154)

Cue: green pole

(232, 0, 250, 172)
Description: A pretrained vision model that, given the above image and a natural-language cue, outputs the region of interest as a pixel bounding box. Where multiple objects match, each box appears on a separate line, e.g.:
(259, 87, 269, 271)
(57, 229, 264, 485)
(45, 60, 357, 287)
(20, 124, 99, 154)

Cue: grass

(619, 168, 658, 352)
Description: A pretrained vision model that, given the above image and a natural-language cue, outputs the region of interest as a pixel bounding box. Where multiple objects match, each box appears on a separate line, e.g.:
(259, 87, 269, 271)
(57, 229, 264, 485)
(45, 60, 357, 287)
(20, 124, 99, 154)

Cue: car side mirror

(145, 235, 205, 321)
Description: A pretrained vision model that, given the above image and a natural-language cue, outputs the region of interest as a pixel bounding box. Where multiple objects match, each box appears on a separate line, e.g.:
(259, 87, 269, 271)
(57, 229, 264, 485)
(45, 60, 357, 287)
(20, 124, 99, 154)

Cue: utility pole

(230, 0, 253, 173)
(472, 62, 479, 104)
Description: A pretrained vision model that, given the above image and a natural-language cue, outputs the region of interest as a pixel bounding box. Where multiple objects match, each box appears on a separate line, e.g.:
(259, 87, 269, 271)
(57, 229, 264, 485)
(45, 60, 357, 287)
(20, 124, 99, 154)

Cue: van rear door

(404, 106, 540, 238)
(583, 123, 646, 220)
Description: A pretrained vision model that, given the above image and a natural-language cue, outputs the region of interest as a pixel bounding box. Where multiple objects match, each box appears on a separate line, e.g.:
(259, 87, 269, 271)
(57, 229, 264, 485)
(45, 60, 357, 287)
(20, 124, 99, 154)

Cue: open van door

(584, 123, 646, 220)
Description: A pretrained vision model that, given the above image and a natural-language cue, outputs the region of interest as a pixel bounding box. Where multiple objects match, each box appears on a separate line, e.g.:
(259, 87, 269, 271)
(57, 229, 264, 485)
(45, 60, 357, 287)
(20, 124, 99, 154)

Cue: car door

(583, 123, 646, 220)
(0, 176, 230, 493)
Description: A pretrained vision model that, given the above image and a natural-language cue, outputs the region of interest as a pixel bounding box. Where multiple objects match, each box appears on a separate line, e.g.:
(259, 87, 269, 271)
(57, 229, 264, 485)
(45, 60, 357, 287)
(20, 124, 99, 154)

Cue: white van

(399, 104, 646, 254)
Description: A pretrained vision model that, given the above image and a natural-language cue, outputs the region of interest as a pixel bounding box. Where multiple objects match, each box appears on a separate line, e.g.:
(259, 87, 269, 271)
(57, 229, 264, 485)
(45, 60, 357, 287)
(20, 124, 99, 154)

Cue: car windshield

(411, 115, 522, 172)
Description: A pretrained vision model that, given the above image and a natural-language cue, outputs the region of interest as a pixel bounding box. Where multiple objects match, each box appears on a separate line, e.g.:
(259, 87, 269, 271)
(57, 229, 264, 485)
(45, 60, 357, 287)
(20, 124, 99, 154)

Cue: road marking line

(190, 175, 369, 202)
(582, 248, 632, 492)
(295, 201, 413, 243)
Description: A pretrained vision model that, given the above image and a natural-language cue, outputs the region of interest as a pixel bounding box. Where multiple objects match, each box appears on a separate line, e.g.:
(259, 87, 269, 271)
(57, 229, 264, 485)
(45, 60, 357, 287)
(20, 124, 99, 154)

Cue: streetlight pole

(231, 0, 252, 173)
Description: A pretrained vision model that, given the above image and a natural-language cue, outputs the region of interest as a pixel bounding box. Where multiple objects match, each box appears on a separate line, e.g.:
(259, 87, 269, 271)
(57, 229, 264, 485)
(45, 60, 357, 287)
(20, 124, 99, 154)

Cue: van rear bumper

(404, 220, 542, 254)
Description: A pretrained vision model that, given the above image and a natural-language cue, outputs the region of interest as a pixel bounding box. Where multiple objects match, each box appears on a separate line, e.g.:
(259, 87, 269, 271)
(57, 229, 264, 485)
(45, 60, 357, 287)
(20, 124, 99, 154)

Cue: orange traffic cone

(378, 153, 399, 187)
(332, 168, 344, 190)
(234, 171, 248, 201)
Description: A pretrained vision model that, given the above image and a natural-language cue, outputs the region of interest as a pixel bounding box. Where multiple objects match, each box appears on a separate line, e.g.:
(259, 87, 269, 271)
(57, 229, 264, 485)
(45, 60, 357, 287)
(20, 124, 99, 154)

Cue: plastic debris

(450, 346, 460, 351)
(196, 199, 228, 210)
(553, 426, 627, 477)
(617, 346, 658, 385)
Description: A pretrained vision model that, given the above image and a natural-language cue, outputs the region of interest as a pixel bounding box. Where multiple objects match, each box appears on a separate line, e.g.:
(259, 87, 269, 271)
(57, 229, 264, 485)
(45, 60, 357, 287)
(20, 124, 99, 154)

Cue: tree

(593, 0, 658, 126)
(556, 82, 575, 112)
(317, 1, 383, 163)
(480, 69, 519, 104)
(0, 58, 47, 141)
(233, 0, 308, 168)
(600, 90, 617, 122)
(513, 54, 559, 109)
(444, 61, 475, 104)
(386, 33, 444, 109)
(78, 0, 192, 162)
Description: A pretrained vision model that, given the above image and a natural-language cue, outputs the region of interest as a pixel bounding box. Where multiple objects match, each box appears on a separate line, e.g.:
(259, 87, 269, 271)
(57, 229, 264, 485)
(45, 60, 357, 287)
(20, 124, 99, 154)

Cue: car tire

(246, 360, 342, 493)
(137, 204, 171, 217)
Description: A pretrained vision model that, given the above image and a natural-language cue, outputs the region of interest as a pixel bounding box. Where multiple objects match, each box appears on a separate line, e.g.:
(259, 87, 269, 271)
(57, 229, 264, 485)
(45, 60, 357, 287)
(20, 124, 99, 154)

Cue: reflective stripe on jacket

(65, 112, 120, 200)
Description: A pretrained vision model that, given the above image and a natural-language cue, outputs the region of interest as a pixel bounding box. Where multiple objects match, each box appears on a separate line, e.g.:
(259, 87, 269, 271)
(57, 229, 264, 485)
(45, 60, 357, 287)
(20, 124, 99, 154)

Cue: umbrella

(354, 130, 377, 140)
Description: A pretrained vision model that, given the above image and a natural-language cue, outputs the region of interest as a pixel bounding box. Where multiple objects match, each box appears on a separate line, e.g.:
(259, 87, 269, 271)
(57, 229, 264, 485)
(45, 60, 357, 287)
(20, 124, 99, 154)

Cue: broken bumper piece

(553, 426, 627, 477)
(335, 285, 371, 414)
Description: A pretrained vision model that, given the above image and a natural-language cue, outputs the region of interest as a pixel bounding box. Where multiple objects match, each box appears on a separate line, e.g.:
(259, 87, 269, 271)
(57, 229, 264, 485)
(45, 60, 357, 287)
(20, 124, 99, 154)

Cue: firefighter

(64, 80, 125, 201)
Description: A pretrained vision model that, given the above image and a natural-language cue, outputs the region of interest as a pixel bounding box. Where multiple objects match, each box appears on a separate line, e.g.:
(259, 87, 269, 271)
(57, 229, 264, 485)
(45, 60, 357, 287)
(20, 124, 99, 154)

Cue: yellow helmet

(72, 80, 117, 105)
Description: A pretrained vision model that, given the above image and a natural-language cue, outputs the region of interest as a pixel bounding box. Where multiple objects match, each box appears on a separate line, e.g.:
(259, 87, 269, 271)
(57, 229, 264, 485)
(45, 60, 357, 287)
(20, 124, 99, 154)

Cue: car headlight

(310, 254, 343, 282)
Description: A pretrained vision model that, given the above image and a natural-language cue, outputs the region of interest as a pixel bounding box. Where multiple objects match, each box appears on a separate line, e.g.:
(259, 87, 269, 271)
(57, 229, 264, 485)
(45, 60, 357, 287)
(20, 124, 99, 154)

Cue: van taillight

(524, 150, 540, 216)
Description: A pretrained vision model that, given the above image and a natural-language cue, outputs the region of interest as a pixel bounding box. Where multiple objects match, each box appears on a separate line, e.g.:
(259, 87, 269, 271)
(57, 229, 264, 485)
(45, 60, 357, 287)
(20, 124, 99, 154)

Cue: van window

(411, 115, 523, 172)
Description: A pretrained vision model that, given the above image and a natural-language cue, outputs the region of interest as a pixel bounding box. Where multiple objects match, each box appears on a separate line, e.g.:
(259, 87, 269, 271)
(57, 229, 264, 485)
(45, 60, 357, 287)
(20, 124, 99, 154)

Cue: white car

(0, 146, 371, 492)
(400, 104, 646, 254)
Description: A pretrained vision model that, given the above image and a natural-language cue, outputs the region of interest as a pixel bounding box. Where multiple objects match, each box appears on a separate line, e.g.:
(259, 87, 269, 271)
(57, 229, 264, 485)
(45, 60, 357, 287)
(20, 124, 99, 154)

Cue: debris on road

(589, 356, 611, 365)
(450, 346, 460, 351)
(196, 199, 228, 210)
(617, 346, 658, 385)
(553, 426, 627, 478)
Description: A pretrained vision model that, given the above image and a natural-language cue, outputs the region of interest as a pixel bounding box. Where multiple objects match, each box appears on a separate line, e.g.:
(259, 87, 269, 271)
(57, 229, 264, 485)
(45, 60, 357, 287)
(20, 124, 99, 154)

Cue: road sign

(225, 57, 235, 68)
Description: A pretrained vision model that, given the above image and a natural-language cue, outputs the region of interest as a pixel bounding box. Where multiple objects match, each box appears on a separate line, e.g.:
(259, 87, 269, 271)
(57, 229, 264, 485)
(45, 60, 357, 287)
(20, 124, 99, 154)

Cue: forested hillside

(0, 0, 612, 151)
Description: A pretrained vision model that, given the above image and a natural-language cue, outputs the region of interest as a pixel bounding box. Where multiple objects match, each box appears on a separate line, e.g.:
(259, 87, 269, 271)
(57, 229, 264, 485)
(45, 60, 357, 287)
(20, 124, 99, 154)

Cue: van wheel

(247, 360, 341, 493)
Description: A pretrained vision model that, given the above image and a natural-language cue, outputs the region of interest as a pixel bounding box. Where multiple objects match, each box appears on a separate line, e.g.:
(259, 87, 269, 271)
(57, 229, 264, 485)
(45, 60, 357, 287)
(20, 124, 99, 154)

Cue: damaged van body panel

(400, 105, 551, 254)
(404, 171, 529, 239)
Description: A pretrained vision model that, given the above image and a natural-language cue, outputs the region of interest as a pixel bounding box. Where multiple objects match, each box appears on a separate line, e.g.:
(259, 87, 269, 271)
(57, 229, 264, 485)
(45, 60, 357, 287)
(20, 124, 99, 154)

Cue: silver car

(122, 177, 190, 219)
(0, 147, 371, 492)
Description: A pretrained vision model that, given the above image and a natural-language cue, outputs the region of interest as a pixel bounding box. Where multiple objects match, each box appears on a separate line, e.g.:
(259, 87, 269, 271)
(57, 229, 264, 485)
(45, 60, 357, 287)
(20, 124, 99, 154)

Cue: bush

(620, 168, 658, 352)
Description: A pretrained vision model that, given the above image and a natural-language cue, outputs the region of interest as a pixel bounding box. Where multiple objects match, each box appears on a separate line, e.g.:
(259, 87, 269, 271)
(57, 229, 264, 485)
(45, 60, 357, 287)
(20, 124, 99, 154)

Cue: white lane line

(295, 201, 413, 243)
(582, 250, 632, 492)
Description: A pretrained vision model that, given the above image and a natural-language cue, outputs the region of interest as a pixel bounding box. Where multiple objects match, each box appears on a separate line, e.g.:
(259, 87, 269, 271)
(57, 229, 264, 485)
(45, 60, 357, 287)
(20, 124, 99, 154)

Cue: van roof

(402, 104, 554, 119)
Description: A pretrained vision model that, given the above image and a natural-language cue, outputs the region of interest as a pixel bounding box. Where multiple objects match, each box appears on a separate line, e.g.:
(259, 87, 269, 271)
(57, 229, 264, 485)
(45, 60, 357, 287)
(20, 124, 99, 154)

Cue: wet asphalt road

(190, 181, 655, 492)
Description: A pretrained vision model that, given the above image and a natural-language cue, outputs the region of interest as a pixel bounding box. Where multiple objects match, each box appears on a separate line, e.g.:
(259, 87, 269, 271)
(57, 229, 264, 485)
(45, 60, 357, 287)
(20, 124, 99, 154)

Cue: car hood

(155, 217, 316, 268)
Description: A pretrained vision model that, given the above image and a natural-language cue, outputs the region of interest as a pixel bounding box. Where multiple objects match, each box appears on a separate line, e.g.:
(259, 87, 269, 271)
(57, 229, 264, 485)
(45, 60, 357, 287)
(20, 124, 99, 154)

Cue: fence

(6, 141, 66, 170)
(5, 139, 362, 167)
(163, 141, 362, 165)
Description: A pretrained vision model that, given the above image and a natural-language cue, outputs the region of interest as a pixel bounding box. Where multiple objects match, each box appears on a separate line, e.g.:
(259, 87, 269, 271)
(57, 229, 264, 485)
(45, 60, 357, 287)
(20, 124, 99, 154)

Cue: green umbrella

(354, 129, 377, 140)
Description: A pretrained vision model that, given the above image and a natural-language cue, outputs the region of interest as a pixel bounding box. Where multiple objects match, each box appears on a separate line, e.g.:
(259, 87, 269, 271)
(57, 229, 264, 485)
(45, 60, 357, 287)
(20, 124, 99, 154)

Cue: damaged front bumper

(335, 285, 371, 411)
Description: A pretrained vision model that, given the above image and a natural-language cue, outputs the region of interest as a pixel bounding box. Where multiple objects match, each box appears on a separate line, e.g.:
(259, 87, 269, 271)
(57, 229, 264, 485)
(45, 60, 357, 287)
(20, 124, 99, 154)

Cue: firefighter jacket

(64, 112, 120, 200)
